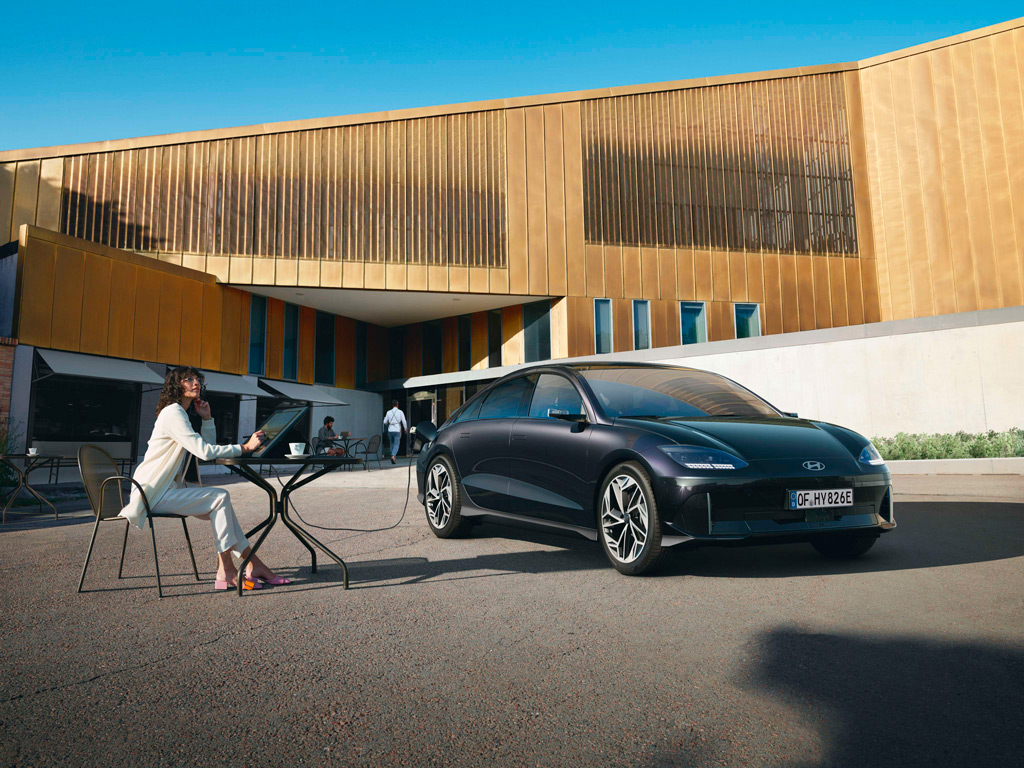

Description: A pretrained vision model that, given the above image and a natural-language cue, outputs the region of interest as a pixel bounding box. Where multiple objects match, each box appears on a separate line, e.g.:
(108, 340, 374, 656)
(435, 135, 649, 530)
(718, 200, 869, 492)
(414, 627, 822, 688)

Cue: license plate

(789, 488, 853, 510)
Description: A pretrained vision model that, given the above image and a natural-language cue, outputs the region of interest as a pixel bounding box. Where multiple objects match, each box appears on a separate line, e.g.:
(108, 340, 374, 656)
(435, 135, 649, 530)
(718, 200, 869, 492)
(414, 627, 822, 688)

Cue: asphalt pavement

(0, 464, 1021, 767)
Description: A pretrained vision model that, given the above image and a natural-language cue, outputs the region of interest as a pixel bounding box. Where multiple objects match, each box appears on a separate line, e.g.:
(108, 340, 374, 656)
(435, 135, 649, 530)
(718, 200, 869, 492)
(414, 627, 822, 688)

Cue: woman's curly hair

(156, 366, 204, 416)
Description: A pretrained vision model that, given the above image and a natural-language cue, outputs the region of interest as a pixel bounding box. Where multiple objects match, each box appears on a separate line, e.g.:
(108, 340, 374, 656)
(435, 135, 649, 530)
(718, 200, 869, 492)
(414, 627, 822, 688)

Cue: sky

(2, 1, 1020, 152)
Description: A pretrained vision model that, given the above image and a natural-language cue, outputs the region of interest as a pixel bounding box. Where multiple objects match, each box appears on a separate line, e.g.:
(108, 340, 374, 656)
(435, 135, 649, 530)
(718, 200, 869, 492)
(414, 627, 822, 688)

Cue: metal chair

(77, 444, 200, 598)
(351, 434, 382, 471)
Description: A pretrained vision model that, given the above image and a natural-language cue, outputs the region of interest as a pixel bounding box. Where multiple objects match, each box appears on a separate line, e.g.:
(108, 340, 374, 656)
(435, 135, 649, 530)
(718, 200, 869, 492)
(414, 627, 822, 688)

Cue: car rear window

(579, 367, 777, 419)
(478, 376, 533, 420)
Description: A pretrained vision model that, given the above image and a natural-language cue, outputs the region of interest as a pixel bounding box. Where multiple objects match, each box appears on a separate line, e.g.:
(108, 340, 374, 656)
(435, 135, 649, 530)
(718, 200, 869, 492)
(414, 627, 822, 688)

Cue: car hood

(615, 416, 854, 460)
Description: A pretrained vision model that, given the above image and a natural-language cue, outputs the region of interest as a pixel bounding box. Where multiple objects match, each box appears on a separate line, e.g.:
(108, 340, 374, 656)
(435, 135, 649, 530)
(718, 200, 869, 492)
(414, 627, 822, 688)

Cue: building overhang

(238, 285, 553, 327)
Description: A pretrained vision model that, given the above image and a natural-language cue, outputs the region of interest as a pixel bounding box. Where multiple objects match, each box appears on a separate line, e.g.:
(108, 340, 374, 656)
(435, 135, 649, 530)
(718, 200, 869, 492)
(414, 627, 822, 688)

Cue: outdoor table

(0, 454, 63, 524)
(216, 456, 362, 596)
(327, 435, 365, 456)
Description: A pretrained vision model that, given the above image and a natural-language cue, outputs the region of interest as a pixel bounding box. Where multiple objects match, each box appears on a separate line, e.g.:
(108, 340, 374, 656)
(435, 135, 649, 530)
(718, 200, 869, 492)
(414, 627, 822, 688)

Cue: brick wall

(0, 337, 16, 430)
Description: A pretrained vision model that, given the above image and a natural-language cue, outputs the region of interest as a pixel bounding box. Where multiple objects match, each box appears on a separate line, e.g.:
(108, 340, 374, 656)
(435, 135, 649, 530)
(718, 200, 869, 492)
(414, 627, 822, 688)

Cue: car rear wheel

(598, 462, 664, 575)
(424, 455, 472, 538)
(810, 532, 878, 559)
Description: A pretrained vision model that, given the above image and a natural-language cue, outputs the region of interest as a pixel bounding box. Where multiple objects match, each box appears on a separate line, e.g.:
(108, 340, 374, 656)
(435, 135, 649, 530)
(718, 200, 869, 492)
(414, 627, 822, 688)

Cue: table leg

(280, 498, 348, 589)
(1, 461, 26, 525)
(281, 499, 317, 571)
(236, 503, 279, 597)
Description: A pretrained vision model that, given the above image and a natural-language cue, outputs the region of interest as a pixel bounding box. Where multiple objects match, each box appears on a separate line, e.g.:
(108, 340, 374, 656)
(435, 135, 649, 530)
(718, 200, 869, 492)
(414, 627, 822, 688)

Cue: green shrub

(872, 428, 1024, 461)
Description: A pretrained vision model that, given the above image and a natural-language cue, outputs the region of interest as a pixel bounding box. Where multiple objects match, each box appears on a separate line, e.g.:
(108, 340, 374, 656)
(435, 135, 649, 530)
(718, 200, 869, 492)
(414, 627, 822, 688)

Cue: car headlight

(659, 445, 748, 470)
(858, 442, 886, 466)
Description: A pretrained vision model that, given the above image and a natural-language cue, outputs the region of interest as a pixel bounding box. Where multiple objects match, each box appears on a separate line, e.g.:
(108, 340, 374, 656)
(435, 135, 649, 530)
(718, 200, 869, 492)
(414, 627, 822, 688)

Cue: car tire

(423, 454, 472, 539)
(810, 533, 878, 559)
(598, 462, 664, 575)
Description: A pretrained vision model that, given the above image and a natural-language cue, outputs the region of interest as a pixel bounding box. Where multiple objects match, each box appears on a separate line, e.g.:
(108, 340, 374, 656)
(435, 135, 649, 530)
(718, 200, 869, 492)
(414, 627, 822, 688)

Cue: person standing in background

(383, 400, 408, 465)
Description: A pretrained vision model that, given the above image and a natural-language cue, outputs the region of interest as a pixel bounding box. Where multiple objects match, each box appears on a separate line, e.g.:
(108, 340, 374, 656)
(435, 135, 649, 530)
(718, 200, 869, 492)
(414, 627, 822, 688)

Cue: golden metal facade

(582, 74, 857, 255)
(857, 24, 1024, 321)
(14, 112, 507, 269)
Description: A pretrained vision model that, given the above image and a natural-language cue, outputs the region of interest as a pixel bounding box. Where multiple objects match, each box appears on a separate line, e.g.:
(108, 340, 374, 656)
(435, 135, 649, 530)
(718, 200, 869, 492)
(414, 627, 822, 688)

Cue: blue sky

(2, 2, 1020, 151)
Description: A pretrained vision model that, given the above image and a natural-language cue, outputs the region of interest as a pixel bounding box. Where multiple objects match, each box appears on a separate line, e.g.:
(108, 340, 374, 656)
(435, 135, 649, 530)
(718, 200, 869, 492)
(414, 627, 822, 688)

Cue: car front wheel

(598, 462, 664, 575)
(424, 455, 472, 538)
(810, 532, 878, 559)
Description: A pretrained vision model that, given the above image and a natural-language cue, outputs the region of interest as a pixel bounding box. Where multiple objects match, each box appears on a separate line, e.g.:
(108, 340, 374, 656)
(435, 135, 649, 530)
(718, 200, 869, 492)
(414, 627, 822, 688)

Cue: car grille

(673, 479, 888, 536)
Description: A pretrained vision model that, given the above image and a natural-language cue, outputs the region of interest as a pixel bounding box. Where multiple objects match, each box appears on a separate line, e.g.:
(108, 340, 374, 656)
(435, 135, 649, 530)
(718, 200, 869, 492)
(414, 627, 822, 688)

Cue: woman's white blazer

(118, 404, 243, 528)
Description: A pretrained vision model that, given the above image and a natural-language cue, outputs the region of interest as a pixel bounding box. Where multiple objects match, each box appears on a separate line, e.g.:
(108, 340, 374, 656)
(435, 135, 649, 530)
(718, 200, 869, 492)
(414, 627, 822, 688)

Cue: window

(422, 321, 442, 376)
(457, 315, 472, 371)
(594, 299, 612, 354)
(734, 303, 761, 339)
(248, 295, 267, 375)
(487, 310, 502, 368)
(633, 300, 651, 350)
(579, 367, 779, 419)
(528, 374, 585, 419)
(478, 376, 533, 420)
(523, 300, 551, 363)
(283, 303, 299, 380)
(455, 395, 483, 423)
(314, 311, 335, 385)
(32, 375, 138, 443)
(680, 302, 707, 345)
(187, 392, 239, 444)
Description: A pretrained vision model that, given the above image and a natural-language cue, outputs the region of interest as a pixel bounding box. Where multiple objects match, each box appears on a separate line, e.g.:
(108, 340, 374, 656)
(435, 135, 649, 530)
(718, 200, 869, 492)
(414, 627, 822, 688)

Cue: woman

(118, 366, 290, 590)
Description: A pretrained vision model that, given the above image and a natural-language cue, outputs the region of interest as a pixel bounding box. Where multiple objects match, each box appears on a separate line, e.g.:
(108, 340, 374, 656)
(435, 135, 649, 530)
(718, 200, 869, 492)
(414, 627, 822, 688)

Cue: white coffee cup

(289, 442, 305, 455)
(27, 447, 38, 456)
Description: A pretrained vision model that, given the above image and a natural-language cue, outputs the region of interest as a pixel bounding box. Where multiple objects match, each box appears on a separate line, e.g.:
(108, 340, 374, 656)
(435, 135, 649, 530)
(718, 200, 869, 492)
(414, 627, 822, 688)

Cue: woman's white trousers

(151, 488, 250, 556)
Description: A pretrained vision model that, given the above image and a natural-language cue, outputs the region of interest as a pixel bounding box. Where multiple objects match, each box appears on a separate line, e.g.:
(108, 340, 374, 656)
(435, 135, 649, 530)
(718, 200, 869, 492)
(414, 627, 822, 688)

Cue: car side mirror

(782, 411, 799, 418)
(550, 410, 588, 424)
(412, 421, 437, 447)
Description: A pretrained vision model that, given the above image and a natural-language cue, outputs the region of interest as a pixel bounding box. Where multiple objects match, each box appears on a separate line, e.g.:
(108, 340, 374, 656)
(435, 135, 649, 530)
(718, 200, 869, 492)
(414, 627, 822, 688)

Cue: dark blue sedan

(416, 363, 895, 575)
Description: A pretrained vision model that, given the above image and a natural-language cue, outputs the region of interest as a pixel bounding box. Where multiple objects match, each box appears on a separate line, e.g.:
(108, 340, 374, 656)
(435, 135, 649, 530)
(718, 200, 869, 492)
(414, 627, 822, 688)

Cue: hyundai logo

(803, 461, 825, 471)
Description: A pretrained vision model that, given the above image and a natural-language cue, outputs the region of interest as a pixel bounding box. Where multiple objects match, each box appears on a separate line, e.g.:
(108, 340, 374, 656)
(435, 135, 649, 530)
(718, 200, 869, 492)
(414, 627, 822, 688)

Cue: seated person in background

(317, 416, 345, 456)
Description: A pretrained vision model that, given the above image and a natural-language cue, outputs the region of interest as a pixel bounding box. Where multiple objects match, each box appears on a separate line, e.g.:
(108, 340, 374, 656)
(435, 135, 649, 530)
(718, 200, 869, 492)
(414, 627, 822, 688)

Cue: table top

(216, 456, 363, 466)
(0, 453, 63, 460)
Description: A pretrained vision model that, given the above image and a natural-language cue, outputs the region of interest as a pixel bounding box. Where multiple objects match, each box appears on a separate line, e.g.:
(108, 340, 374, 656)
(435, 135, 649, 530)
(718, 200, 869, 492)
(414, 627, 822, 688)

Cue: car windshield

(578, 367, 779, 419)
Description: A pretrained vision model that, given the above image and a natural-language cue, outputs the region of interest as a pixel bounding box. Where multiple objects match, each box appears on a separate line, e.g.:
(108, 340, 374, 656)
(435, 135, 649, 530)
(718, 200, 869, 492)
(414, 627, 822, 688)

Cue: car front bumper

(656, 470, 895, 543)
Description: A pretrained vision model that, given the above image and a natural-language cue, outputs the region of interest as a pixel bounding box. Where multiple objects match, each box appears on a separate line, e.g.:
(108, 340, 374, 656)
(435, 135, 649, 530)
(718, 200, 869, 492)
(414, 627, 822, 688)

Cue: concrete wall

(650, 309, 1023, 439)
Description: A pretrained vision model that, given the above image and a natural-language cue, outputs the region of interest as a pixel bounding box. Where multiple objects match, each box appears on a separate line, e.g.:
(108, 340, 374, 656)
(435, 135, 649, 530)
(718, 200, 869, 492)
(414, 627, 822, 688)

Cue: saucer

(285, 453, 310, 459)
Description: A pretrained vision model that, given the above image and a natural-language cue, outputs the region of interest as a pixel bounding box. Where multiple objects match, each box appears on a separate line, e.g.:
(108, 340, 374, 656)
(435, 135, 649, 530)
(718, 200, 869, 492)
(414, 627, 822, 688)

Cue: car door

(508, 373, 593, 527)
(450, 376, 534, 513)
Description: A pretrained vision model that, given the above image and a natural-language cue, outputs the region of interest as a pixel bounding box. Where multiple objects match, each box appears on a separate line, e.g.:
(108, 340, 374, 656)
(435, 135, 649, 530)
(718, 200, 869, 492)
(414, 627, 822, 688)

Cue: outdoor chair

(351, 434, 382, 471)
(77, 444, 200, 598)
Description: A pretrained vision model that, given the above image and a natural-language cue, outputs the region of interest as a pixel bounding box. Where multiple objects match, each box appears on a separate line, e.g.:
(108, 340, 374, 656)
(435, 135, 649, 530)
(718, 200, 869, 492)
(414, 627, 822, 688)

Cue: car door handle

(512, 434, 526, 440)
(459, 433, 471, 438)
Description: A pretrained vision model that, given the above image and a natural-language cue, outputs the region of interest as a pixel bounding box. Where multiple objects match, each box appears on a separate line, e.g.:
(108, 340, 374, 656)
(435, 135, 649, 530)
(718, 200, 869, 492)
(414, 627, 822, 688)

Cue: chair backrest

(310, 436, 323, 455)
(366, 434, 381, 454)
(77, 444, 126, 520)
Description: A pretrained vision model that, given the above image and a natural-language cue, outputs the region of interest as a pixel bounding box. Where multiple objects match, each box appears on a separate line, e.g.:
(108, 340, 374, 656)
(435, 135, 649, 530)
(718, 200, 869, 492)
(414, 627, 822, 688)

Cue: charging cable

(270, 448, 416, 532)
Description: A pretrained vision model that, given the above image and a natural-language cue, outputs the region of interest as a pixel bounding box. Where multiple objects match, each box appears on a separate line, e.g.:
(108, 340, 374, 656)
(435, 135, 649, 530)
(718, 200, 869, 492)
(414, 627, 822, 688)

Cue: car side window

(454, 397, 483, 423)
(528, 374, 585, 419)
(478, 377, 534, 420)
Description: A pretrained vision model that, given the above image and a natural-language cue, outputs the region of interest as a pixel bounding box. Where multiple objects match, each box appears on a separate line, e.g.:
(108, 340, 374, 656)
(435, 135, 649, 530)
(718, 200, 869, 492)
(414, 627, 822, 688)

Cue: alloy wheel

(425, 462, 452, 529)
(601, 474, 649, 563)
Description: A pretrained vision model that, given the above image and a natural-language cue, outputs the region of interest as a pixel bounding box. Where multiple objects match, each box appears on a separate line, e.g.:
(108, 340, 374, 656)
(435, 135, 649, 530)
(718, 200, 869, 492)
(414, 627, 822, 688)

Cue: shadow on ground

(54, 500, 1024, 597)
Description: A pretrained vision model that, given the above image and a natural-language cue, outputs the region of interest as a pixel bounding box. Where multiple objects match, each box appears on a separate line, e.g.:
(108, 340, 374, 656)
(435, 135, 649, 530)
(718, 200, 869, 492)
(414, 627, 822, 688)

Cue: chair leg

(181, 517, 200, 581)
(117, 520, 130, 578)
(78, 517, 102, 593)
(149, 519, 164, 598)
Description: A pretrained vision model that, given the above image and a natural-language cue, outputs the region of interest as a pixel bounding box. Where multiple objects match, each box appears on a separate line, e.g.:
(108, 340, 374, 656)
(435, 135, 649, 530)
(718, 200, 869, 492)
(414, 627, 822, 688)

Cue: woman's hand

(243, 430, 266, 454)
(194, 397, 213, 420)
